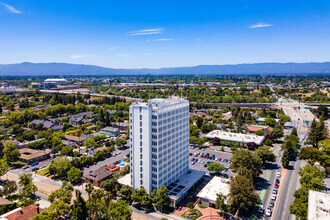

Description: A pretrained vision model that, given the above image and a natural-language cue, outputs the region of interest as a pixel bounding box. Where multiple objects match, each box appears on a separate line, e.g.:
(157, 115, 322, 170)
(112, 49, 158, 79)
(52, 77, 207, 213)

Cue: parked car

(89, 170, 94, 173)
(275, 183, 279, 188)
(258, 204, 264, 214)
(269, 202, 274, 207)
(85, 164, 89, 168)
(272, 189, 277, 194)
(22, 165, 29, 169)
(276, 179, 280, 184)
(218, 158, 222, 161)
(32, 167, 39, 172)
(31, 162, 39, 167)
(271, 195, 276, 200)
(93, 162, 97, 165)
(265, 208, 272, 217)
(201, 153, 204, 158)
(189, 153, 193, 156)
(276, 172, 281, 178)
(40, 165, 46, 169)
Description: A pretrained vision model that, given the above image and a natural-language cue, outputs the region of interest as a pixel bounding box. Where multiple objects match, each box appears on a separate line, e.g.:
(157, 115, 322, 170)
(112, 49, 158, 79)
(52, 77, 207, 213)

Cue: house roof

(4, 205, 43, 220)
(19, 148, 50, 161)
(205, 130, 265, 145)
(84, 165, 113, 182)
(0, 197, 12, 205)
(197, 176, 230, 203)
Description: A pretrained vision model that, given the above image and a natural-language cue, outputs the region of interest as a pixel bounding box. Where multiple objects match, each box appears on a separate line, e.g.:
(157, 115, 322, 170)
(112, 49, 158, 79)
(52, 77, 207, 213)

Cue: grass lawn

(181, 208, 203, 220)
(37, 167, 53, 177)
(198, 204, 208, 209)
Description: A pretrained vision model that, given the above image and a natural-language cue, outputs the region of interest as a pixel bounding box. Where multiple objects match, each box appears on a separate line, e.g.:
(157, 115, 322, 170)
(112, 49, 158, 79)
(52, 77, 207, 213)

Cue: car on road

(22, 165, 29, 169)
(269, 202, 274, 207)
(278, 153, 281, 157)
(32, 167, 39, 172)
(265, 208, 272, 217)
(89, 170, 94, 173)
(276, 172, 281, 178)
(31, 162, 39, 167)
(271, 195, 276, 200)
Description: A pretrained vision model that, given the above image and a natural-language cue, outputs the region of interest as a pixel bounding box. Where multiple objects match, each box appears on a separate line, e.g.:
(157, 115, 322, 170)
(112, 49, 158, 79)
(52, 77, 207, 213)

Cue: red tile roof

(5, 205, 43, 220)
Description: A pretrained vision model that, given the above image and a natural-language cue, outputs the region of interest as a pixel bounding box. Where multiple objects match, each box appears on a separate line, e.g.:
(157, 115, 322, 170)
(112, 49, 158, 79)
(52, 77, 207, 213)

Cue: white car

(258, 204, 264, 214)
(276, 172, 281, 178)
(265, 208, 272, 217)
(271, 194, 276, 200)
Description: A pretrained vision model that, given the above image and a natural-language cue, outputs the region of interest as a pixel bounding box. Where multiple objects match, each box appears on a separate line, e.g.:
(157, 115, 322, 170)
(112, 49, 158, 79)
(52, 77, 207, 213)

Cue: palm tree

(85, 183, 94, 220)
(216, 193, 227, 219)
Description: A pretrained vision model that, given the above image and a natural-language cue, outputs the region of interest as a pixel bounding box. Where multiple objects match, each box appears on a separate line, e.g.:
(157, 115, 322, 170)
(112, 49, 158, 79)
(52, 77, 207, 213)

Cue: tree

(60, 146, 73, 156)
(3, 142, 20, 163)
(18, 173, 37, 198)
(189, 124, 199, 137)
(263, 116, 276, 127)
(264, 139, 273, 146)
(48, 180, 74, 203)
(187, 202, 194, 209)
(100, 178, 119, 195)
(228, 175, 259, 214)
(132, 187, 152, 206)
(282, 149, 291, 168)
(254, 146, 276, 167)
(315, 105, 329, 119)
(107, 200, 132, 220)
(207, 163, 225, 173)
(255, 130, 264, 136)
(85, 182, 94, 220)
(0, 159, 9, 176)
(290, 188, 308, 220)
(298, 164, 326, 191)
(216, 193, 227, 218)
(306, 119, 327, 148)
(196, 117, 203, 129)
(49, 156, 71, 178)
(151, 185, 171, 211)
(270, 126, 284, 140)
(67, 167, 83, 184)
(299, 147, 322, 164)
(0, 180, 17, 197)
(117, 185, 133, 202)
(230, 150, 262, 179)
(72, 190, 88, 220)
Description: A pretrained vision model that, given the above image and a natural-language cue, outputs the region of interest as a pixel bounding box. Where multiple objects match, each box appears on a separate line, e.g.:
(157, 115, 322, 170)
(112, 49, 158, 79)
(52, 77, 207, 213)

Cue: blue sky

(1, 0, 330, 68)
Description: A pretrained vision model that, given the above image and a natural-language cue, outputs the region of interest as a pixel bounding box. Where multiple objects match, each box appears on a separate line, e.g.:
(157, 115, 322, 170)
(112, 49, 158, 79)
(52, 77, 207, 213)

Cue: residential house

(246, 125, 273, 134)
(30, 119, 63, 131)
(84, 165, 117, 186)
(0, 205, 43, 220)
(19, 148, 51, 164)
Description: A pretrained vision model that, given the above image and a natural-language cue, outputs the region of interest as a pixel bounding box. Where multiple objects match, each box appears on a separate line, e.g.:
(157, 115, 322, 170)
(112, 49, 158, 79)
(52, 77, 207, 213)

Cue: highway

(269, 97, 313, 220)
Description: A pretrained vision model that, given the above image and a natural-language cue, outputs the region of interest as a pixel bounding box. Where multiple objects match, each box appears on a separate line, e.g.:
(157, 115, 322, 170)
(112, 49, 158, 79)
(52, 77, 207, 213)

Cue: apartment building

(129, 96, 190, 194)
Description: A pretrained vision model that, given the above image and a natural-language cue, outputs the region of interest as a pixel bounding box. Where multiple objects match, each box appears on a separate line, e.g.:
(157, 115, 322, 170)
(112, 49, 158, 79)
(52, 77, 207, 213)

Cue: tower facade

(129, 97, 190, 193)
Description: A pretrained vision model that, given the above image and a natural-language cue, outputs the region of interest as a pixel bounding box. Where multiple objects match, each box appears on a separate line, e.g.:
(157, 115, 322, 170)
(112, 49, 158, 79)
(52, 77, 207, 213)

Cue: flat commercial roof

(308, 190, 330, 220)
(205, 130, 265, 145)
(118, 173, 131, 187)
(197, 176, 230, 203)
(168, 169, 205, 201)
(19, 148, 50, 161)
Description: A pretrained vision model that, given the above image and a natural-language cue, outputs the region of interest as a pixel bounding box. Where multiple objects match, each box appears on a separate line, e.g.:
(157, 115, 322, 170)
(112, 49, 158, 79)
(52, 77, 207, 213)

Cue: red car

(93, 162, 97, 165)
(85, 164, 89, 168)
(275, 183, 279, 188)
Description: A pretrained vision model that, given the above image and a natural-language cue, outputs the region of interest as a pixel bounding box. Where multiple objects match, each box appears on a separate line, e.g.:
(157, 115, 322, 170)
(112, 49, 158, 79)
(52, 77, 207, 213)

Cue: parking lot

(189, 147, 236, 178)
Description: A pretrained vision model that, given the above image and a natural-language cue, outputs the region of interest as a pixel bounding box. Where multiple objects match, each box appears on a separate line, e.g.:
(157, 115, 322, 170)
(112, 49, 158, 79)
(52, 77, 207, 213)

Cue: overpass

(191, 102, 280, 110)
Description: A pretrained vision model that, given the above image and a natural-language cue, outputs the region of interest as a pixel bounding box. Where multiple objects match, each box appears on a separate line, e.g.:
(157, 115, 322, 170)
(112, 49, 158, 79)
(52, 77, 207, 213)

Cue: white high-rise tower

(129, 96, 190, 194)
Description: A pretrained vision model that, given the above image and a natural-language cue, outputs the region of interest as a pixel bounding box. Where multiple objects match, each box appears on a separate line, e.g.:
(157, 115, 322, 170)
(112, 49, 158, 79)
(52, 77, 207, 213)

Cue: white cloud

(109, 47, 118, 51)
(70, 54, 93, 59)
(116, 53, 130, 58)
(154, 38, 173, 41)
(249, 23, 272, 28)
(140, 52, 150, 56)
(129, 28, 163, 36)
(0, 2, 22, 14)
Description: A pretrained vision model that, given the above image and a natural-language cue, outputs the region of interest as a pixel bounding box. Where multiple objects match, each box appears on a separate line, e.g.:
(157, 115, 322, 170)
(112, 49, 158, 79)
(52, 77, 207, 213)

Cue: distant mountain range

(0, 62, 330, 75)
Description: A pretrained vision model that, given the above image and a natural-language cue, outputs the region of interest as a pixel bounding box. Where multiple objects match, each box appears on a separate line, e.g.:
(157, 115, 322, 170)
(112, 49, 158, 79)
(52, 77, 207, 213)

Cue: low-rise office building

(19, 148, 51, 164)
(99, 127, 120, 137)
(197, 176, 230, 208)
(308, 190, 330, 220)
(205, 130, 265, 146)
